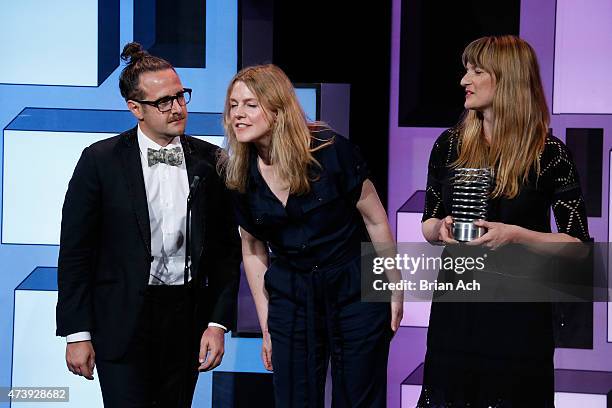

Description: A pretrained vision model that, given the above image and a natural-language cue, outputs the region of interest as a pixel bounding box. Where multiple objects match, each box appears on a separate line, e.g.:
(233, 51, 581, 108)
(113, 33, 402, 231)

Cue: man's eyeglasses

(132, 88, 192, 113)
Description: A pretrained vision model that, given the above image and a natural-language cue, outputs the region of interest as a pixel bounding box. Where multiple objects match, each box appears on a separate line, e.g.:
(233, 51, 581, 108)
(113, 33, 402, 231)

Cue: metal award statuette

(451, 168, 494, 242)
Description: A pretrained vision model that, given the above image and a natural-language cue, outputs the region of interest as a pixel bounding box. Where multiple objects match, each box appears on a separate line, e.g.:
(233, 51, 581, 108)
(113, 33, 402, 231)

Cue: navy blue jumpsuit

(232, 130, 392, 407)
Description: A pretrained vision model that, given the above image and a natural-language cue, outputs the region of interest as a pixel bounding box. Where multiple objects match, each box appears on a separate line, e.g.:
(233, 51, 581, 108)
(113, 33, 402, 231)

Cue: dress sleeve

(230, 190, 261, 240)
(422, 131, 452, 222)
(545, 139, 591, 242)
(332, 134, 370, 195)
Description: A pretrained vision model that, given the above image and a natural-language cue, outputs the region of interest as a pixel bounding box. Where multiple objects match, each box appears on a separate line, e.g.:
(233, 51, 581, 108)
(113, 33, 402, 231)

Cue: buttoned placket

(138, 127, 189, 285)
(160, 164, 171, 270)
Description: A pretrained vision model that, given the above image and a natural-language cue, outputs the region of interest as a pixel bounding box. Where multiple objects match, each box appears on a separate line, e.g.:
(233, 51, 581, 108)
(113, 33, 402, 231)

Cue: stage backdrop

(0, 0, 325, 407)
(388, 0, 612, 407)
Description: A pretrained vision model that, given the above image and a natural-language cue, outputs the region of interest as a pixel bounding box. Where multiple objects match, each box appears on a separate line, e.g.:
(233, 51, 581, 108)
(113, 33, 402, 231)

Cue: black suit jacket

(56, 127, 241, 360)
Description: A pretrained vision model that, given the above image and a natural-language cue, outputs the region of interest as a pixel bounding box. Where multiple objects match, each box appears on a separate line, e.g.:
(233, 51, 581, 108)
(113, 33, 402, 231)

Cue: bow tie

(147, 146, 184, 167)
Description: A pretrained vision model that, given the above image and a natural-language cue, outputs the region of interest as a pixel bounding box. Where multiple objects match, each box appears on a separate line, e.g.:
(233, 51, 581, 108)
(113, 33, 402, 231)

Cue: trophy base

(453, 222, 486, 242)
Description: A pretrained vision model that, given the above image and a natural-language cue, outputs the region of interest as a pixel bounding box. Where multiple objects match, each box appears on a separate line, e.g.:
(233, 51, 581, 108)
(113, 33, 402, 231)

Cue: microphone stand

(182, 174, 201, 406)
(184, 175, 201, 286)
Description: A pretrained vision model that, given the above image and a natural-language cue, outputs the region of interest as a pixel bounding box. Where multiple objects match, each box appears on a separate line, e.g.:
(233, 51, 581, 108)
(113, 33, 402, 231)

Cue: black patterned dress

(417, 128, 591, 408)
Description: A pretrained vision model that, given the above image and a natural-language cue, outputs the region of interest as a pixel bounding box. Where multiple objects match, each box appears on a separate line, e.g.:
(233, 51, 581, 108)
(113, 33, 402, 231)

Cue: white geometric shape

(401, 383, 421, 408)
(397, 203, 430, 328)
(554, 392, 607, 408)
(1, 130, 223, 246)
(397, 212, 427, 243)
(400, 301, 431, 328)
(0, 0, 100, 86)
(12, 289, 104, 407)
(2, 130, 112, 245)
(12, 268, 269, 408)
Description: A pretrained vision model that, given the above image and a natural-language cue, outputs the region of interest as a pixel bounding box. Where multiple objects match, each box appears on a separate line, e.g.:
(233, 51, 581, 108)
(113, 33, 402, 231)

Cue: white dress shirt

(66, 126, 225, 343)
(137, 126, 190, 285)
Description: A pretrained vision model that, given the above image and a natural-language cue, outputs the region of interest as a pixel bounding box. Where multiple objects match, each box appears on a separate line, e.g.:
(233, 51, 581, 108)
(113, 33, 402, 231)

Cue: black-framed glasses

(132, 88, 192, 113)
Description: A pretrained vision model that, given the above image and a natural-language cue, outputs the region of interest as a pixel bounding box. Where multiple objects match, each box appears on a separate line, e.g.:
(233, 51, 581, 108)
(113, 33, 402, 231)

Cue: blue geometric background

(0, 0, 316, 406)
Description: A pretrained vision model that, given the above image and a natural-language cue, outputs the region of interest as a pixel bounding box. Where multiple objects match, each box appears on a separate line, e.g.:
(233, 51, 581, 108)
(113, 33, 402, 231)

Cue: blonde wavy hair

(220, 64, 331, 194)
(455, 35, 549, 198)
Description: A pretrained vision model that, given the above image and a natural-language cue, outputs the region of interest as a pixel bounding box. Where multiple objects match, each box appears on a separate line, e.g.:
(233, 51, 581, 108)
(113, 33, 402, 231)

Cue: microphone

(186, 160, 213, 207)
(187, 175, 201, 208)
(452, 167, 494, 241)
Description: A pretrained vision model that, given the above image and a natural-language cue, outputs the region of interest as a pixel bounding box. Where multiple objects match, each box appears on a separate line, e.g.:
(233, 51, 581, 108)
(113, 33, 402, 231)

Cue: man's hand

(66, 341, 95, 380)
(198, 326, 225, 371)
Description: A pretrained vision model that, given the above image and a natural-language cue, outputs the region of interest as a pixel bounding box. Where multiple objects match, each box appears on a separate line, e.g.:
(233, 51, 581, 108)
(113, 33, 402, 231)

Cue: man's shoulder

(86, 127, 137, 154)
(183, 135, 222, 163)
(185, 135, 220, 152)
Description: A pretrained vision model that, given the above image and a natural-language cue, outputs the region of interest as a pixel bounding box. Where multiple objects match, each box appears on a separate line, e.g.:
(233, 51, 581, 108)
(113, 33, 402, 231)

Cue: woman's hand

(466, 220, 518, 249)
(390, 299, 404, 334)
(437, 216, 458, 244)
(261, 330, 273, 371)
(422, 216, 457, 245)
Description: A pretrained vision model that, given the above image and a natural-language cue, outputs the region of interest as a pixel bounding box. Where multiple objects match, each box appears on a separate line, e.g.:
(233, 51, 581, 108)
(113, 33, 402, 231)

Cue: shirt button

(255, 217, 263, 224)
(317, 197, 323, 202)
(301, 243, 307, 250)
(312, 265, 319, 271)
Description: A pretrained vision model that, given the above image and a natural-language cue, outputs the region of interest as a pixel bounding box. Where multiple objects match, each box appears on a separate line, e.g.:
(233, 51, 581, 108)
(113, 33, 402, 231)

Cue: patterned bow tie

(147, 146, 184, 167)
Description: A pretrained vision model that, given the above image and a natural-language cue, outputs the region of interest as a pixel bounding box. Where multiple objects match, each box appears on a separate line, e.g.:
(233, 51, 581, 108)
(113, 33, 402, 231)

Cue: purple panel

(550, 115, 612, 241)
(399, 364, 612, 395)
(388, 0, 612, 406)
(387, 327, 427, 408)
(388, 127, 444, 237)
(320, 83, 351, 138)
(398, 190, 425, 213)
(236, 266, 261, 335)
(553, 0, 612, 114)
(555, 369, 612, 394)
(401, 363, 424, 385)
(387, 0, 441, 404)
(520, 0, 556, 110)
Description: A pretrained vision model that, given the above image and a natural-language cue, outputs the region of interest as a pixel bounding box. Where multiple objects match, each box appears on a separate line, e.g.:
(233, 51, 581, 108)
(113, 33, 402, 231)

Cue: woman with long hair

(221, 64, 403, 407)
(419, 35, 590, 407)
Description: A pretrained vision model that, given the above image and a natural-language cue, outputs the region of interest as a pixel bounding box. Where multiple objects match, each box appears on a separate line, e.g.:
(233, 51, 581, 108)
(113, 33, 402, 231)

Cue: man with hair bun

(56, 42, 241, 407)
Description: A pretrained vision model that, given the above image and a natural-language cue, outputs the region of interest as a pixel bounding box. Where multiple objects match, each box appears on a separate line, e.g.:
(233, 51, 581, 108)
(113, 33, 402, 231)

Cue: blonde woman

(418, 36, 591, 407)
(221, 64, 402, 407)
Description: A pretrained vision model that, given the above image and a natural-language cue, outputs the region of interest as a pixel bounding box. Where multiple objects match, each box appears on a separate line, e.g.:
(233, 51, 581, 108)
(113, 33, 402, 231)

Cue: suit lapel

(119, 127, 152, 256)
(182, 135, 197, 188)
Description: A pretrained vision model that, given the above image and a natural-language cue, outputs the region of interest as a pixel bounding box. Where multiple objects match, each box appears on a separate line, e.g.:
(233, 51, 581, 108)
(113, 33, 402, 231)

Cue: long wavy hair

(220, 64, 331, 194)
(455, 35, 549, 198)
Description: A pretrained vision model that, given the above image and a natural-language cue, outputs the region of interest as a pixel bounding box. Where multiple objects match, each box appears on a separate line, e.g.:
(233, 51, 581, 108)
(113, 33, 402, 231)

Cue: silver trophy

(452, 168, 494, 242)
